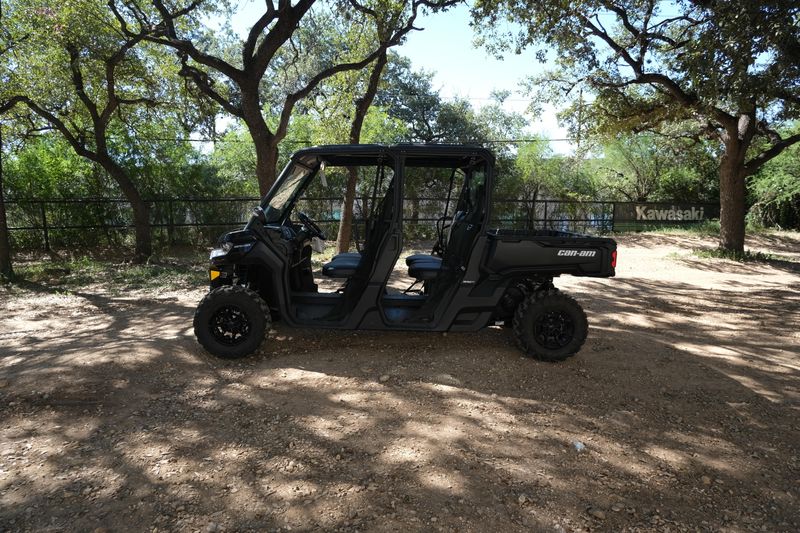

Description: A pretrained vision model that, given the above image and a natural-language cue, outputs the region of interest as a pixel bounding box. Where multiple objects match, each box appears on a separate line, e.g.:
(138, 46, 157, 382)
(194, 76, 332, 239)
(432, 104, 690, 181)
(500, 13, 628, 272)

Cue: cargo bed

(483, 228, 617, 278)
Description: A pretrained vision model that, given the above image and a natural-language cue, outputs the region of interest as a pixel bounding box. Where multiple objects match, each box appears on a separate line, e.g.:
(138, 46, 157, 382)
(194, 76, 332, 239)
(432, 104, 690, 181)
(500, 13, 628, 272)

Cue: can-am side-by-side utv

(194, 144, 617, 362)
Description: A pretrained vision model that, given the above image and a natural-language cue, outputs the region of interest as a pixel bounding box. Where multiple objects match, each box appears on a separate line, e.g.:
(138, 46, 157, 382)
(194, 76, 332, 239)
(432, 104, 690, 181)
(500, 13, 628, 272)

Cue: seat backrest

(325, 179, 396, 320)
(441, 178, 486, 270)
(405, 171, 487, 323)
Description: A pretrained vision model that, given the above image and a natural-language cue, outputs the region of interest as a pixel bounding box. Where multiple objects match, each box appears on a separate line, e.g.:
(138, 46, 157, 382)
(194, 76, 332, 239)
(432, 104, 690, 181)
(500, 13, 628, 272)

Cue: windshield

(262, 162, 313, 223)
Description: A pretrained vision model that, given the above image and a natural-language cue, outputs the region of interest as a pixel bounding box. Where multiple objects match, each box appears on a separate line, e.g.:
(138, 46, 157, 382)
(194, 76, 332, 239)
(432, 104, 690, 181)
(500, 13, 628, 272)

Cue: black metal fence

(4, 197, 258, 250)
(3, 196, 715, 250)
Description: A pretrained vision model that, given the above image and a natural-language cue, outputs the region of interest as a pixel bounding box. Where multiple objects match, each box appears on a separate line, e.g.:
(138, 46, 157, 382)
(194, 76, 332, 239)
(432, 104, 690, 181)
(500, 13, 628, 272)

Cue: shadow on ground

(1, 268, 798, 532)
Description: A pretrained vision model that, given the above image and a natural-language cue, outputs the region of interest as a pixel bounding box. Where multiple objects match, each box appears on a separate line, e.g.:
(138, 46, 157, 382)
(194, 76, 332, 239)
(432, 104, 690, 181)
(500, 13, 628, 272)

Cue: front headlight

(210, 241, 255, 261)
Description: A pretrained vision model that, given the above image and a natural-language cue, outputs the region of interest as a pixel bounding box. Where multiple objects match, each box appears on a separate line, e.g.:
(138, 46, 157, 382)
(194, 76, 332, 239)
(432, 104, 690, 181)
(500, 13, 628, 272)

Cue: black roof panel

(292, 143, 495, 167)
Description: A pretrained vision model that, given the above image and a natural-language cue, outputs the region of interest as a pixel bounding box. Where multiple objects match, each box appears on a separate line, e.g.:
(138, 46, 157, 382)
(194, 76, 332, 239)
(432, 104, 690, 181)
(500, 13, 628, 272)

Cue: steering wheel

(296, 211, 326, 240)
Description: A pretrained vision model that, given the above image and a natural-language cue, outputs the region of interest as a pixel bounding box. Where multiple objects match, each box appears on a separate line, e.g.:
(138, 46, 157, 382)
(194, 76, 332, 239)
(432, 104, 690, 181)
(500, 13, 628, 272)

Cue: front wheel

(193, 285, 271, 358)
(512, 289, 588, 362)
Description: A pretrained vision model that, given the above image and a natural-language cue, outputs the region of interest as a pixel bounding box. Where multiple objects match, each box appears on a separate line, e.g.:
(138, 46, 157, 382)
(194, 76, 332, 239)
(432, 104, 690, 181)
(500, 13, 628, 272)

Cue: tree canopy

(109, 0, 458, 195)
(473, 0, 800, 251)
(1, 0, 800, 267)
(0, 0, 196, 261)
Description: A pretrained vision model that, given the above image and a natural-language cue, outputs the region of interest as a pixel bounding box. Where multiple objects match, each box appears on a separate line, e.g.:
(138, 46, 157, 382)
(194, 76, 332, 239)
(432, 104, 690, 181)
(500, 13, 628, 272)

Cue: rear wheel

(193, 285, 271, 358)
(512, 289, 588, 362)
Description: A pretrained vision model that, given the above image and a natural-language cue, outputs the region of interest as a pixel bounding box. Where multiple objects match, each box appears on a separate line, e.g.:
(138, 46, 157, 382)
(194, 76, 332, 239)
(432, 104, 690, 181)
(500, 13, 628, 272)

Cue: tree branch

(9, 96, 95, 160)
(242, 1, 278, 65)
(273, 0, 457, 141)
(128, 0, 245, 82)
(582, 14, 642, 73)
(100, 33, 146, 124)
(580, 6, 737, 130)
(250, 0, 316, 77)
(348, 0, 378, 20)
(117, 96, 159, 107)
(775, 89, 800, 107)
(350, 49, 388, 143)
(745, 133, 800, 174)
(0, 96, 27, 115)
(67, 46, 101, 124)
(178, 56, 243, 117)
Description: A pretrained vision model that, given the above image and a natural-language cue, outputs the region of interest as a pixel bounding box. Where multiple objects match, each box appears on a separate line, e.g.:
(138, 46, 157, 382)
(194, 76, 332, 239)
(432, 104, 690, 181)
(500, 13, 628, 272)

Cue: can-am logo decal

(635, 205, 705, 221)
(557, 249, 597, 257)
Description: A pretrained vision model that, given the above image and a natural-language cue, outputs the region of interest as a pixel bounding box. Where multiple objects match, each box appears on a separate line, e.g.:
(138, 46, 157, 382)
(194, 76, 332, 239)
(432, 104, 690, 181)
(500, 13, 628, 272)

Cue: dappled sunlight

(2, 233, 799, 530)
(416, 466, 467, 494)
(713, 371, 791, 404)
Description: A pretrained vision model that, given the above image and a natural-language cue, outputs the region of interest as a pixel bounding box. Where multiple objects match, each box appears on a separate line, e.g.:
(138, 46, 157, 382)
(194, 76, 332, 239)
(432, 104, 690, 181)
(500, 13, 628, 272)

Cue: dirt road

(1, 233, 799, 532)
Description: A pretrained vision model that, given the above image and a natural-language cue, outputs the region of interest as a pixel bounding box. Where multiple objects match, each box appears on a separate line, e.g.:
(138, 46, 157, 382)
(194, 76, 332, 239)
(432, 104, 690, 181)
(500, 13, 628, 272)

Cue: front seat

(322, 254, 361, 278)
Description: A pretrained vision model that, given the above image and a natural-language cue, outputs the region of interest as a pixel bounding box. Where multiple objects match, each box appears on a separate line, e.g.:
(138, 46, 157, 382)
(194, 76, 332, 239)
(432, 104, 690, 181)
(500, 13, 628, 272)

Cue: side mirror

(252, 206, 267, 224)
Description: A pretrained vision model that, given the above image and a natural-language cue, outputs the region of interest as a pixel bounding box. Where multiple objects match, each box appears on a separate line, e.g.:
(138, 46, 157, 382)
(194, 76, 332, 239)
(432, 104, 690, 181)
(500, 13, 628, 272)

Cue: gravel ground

(1, 232, 799, 533)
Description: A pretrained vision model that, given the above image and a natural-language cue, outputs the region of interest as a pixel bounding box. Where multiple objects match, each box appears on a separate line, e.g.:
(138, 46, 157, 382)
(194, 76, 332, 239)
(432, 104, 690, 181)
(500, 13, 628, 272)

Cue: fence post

(610, 202, 615, 233)
(167, 200, 175, 245)
(543, 201, 548, 230)
(39, 200, 50, 252)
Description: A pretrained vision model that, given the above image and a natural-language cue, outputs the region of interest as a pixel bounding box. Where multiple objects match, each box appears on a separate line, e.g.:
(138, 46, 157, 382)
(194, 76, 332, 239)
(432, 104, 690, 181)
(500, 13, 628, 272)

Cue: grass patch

(616, 220, 777, 237)
(310, 243, 341, 269)
(613, 220, 721, 236)
(665, 251, 685, 260)
(692, 248, 790, 263)
(15, 257, 206, 291)
(649, 220, 721, 236)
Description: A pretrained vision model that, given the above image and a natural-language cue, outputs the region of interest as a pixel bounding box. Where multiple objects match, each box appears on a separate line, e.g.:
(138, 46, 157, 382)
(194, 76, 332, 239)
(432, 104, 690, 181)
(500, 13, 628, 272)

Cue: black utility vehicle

(194, 144, 616, 361)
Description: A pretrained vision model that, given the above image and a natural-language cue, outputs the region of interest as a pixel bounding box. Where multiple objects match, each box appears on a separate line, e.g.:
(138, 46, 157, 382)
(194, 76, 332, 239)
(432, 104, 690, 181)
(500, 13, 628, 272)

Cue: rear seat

(406, 253, 442, 279)
(407, 259, 443, 280)
(405, 253, 440, 266)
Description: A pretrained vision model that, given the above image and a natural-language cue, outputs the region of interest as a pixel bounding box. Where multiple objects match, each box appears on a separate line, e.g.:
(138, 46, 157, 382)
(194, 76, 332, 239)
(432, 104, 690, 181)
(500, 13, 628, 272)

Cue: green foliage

(3, 135, 119, 249)
(209, 127, 260, 195)
(377, 56, 526, 146)
(374, 53, 442, 141)
(361, 107, 409, 144)
(504, 138, 553, 198)
(496, 136, 602, 204)
(473, 0, 800, 245)
(474, 0, 800, 138)
(692, 248, 789, 263)
(595, 133, 719, 203)
(2, 0, 187, 128)
(748, 126, 800, 229)
(11, 0, 798, 261)
(635, 220, 722, 237)
(1, 127, 256, 250)
(3, 136, 101, 198)
(15, 256, 205, 290)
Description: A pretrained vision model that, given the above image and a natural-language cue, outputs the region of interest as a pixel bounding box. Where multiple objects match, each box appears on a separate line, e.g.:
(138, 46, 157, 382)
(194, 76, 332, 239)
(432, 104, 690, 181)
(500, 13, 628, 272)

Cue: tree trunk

(130, 200, 152, 263)
(242, 90, 280, 197)
(256, 141, 280, 197)
(718, 139, 748, 252)
(0, 125, 14, 281)
(100, 156, 152, 263)
(336, 50, 388, 253)
(336, 166, 359, 253)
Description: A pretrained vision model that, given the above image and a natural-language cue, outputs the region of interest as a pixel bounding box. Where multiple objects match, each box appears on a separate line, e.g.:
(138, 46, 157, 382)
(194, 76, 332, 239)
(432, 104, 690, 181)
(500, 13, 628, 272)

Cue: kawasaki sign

(613, 202, 719, 225)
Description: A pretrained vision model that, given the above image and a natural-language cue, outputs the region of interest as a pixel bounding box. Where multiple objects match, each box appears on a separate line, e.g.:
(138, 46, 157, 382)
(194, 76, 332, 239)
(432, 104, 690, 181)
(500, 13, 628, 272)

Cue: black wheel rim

(533, 310, 575, 349)
(209, 305, 252, 346)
